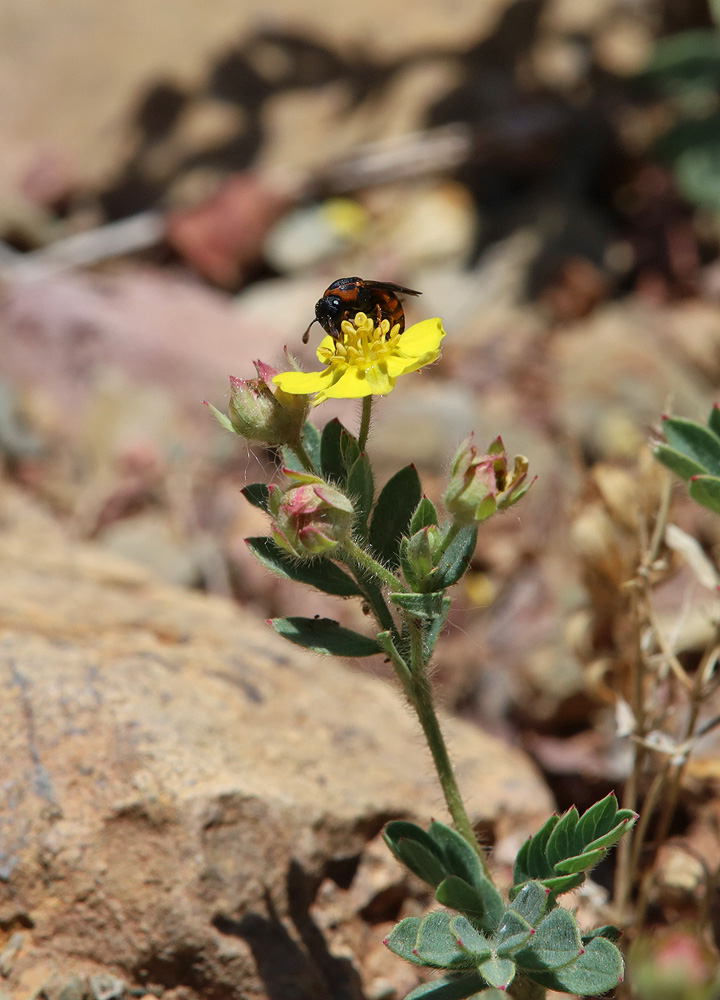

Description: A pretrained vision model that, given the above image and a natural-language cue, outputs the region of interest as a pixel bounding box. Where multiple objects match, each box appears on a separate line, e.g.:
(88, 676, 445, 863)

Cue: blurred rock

(166, 173, 292, 286)
(96, 512, 200, 587)
(263, 198, 368, 273)
(0, 482, 552, 1000)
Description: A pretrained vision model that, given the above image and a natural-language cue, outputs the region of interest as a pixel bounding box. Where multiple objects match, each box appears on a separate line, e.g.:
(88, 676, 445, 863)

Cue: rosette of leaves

(383, 794, 636, 999)
(654, 409, 720, 516)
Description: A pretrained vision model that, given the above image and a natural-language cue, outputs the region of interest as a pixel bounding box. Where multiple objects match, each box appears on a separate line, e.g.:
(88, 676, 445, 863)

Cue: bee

(302, 277, 421, 344)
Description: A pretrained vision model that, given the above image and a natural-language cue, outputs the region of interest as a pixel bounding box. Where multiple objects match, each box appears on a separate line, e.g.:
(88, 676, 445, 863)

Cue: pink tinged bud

(225, 363, 309, 443)
(270, 477, 354, 559)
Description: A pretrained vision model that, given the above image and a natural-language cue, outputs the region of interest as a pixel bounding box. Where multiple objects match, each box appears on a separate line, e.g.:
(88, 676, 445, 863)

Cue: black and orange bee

(302, 277, 421, 344)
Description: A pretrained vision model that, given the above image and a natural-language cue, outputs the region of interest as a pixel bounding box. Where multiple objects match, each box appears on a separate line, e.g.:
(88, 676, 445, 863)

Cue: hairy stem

(358, 395, 373, 452)
(288, 438, 316, 474)
(342, 536, 405, 592)
(406, 616, 489, 874)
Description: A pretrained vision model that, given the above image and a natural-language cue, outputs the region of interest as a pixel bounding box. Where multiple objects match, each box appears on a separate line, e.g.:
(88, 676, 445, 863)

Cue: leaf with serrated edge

(269, 617, 382, 657)
(246, 538, 362, 597)
(450, 916, 492, 960)
(516, 906, 581, 972)
(405, 972, 485, 1000)
(477, 956, 515, 990)
(554, 846, 605, 875)
(415, 911, 476, 969)
(545, 807, 579, 868)
(525, 935, 623, 994)
(508, 881, 550, 925)
(573, 793, 618, 852)
(386, 917, 423, 965)
(435, 877, 502, 934)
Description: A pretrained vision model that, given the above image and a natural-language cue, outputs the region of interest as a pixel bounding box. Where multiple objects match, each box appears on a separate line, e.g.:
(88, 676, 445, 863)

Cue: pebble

(89, 974, 126, 1000)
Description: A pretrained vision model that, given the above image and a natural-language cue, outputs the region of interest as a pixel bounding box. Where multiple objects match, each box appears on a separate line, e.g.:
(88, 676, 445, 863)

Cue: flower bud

(443, 434, 532, 525)
(401, 525, 442, 588)
(269, 475, 354, 559)
(225, 361, 309, 444)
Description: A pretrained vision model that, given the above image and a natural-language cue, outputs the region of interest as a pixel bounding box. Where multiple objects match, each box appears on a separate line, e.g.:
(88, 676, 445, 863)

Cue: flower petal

(273, 369, 333, 394)
(316, 367, 375, 400)
(397, 318, 446, 357)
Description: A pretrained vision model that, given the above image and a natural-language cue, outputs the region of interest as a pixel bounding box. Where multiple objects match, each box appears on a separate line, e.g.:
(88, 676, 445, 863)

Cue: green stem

(406, 616, 489, 874)
(358, 396, 373, 452)
(342, 536, 405, 592)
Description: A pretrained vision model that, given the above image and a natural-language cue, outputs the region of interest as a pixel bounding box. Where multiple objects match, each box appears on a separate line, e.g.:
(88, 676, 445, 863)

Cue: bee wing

(363, 280, 422, 297)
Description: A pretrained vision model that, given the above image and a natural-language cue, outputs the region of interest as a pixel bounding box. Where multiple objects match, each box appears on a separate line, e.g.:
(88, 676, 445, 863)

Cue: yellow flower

(273, 313, 446, 406)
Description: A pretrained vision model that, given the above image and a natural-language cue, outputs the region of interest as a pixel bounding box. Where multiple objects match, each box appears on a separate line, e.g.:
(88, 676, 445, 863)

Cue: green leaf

(384, 821, 443, 863)
(654, 443, 706, 482)
(394, 839, 449, 889)
(573, 793, 618, 850)
(340, 428, 360, 470)
(526, 815, 558, 879)
(449, 916, 492, 960)
(428, 525, 478, 591)
(281, 444, 306, 473)
(347, 453, 374, 530)
(477, 955, 515, 990)
(526, 935, 624, 995)
(582, 924, 621, 944)
(411, 496, 440, 532)
(369, 465, 422, 569)
(661, 416, 720, 476)
(302, 420, 322, 470)
(320, 418, 348, 484)
(386, 918, 423, 965)
(422, 597, 452, 660)
(495, 910, 534, 956)
(545, 807, 579, 869)
(241, 483, 271, 512)
(415, 911, 476, 969)
(553, 847, 605, 875)
(516, 906, 582, 971)
(585, 816, 636, 852)
(246, 538, 362, 597)
(390, 591, 449, 619)
(709, 404, 720, 438)
(507, 882, 550, 926)
(428, 822, 488, 892)
(532, 873, 584, 894)
(405, 972, 485, 1000)
(689, 474, 720, 515)
(206, 401, 235, 433)
(268, 617, 382, 657)
(435, 877, 504, 934)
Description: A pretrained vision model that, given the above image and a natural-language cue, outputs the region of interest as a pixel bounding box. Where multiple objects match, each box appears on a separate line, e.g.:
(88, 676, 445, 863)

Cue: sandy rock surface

(0, 483, 552, 999)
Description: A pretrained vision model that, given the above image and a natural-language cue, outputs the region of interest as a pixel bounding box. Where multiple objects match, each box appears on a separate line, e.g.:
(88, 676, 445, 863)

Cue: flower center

(318, 312, 402, 371)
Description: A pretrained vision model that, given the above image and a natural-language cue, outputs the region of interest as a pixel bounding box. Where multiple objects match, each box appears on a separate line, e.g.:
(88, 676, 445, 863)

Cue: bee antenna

(302, 318, 317, 345)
